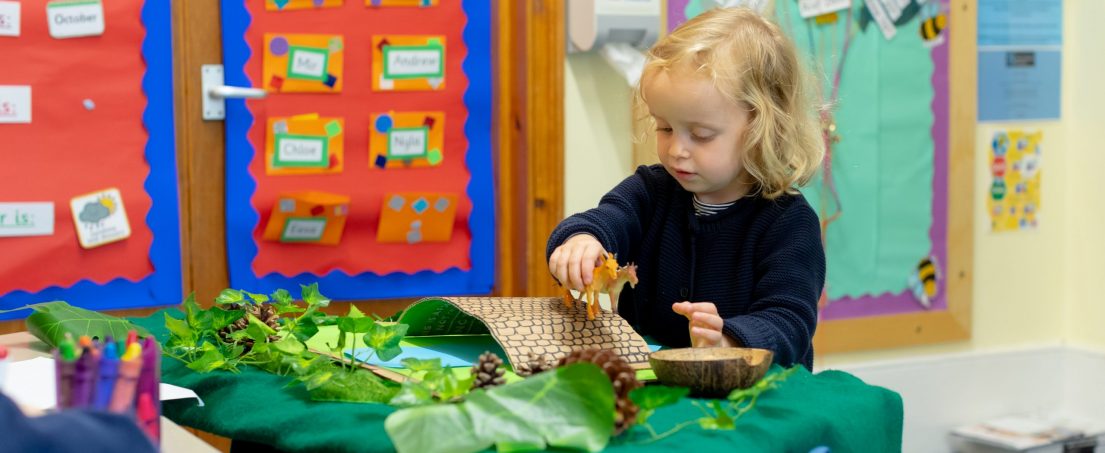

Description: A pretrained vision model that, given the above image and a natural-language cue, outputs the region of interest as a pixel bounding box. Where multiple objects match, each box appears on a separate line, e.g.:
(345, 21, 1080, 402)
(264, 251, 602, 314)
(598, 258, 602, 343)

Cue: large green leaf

(24, 301, 151, 348)
(306, 369, 399, 403)
(385, 363, 615, 453)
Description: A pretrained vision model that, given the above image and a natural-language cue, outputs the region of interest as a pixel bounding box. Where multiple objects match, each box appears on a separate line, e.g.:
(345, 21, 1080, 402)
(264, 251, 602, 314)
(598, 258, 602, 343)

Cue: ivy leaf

(697, 401, 735, 431)
(385, 363, 615, 453)
(215, 288, 246, 306)
(300, 283, 330, 308)
(401, 358, 443, 373)
(271, 336, 305, 355)
(389, 381, 435, 408)
(437, 373, 474, 401)
(291, 313, 323, 343)
(164, 312, 195, 344)
(186, 343, 227, 373)
(24, 301, 151, 348)
(271, 288, 293, 304)
(209, 307, 245, 331)
(242, 314, 276, 343)
(364, 322, 408, 361)
(629, 385, 689, 425)
(242, 290, 269, 304)
(348, 304, 366, 318)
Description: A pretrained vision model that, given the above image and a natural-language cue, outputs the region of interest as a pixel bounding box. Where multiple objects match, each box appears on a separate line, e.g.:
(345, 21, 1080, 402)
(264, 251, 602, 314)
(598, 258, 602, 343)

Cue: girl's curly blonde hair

(636, 8, 825, 199)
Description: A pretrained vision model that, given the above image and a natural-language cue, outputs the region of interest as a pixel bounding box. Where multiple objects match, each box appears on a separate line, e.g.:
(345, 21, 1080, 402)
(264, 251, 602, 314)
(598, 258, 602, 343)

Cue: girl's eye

(692, 133, 715, 142)
(655, 127, 673, 133)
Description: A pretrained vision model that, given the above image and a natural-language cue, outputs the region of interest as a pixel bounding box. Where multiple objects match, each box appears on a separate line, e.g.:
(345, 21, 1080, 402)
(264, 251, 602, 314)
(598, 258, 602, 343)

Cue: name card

(0, 202, 54, 237)
(383, 46, 443, 79)
(388, 127, 428, 158)
(287, 47, 328, 80)
(0, 1, 21, 37)
(0, 85, 31, 124)
(47, 0, 105, 39)
(282, 218, 327, 241)
(274, 135, 328, 167)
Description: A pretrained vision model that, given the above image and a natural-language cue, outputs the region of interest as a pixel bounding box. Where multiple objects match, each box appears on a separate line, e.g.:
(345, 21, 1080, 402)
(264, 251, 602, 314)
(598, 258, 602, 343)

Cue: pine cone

(515, 352, 556, 377)
(558, 348, 642, 435)
(218, 302, 281, 351)
(471, 351, 507, 390)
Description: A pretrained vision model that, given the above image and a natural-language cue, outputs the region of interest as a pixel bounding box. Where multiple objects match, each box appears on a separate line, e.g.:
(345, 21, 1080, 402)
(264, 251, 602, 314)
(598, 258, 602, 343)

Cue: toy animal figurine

(559, 252, 639, 320)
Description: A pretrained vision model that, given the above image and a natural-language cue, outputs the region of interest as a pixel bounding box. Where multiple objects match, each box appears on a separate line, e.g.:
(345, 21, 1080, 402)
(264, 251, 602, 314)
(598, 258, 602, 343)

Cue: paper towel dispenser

(567, 0, 662, 53)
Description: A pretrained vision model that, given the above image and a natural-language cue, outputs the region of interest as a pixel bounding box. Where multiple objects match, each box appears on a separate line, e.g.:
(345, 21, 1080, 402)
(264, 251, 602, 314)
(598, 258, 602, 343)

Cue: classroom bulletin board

(669, 0, 974, 352)
(0, 0, 181, 320)
(221, 0, 495, 300)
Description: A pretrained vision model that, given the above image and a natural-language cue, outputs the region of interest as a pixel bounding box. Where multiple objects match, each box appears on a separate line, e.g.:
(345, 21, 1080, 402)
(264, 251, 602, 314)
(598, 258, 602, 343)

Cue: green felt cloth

(131, 311, 902, 453)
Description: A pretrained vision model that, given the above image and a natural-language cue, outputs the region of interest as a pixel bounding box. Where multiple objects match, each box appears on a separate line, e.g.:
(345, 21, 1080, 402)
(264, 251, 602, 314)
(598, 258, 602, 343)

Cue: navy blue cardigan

(547, 165, 826, 369)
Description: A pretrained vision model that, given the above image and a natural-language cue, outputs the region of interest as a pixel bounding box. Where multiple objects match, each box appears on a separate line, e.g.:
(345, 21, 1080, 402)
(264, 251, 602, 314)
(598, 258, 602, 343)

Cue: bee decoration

(908, 255, 940, 309)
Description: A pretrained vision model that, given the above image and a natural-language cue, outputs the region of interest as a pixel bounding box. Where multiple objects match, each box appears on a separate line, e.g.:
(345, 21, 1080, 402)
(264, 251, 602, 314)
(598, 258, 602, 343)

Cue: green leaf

(436, 373, 474, 402)
(697, 401, 735, 431)
(24, 301, 151, 348)
(271, 288, 293, 304)
(209, 307, 245, 331)
(164, 312, 195, 344)
(347, 304, 366, 318)
(629, 385, 689, 410)
(300, 283, 330, 307)
(364, 322, 408, 357)
(215, 288, 245, 306)
(389, 381, 435, 408)
(242, 290, 269, 304)
(291, 313, 322, 342)
(186, 343, 228, 373)
(401, 358, 443, 373)
(385, 363, 615, 453)
(271, 336, 305, 355)
(629, 385, 688, 426)
(242, 314, 276, 343)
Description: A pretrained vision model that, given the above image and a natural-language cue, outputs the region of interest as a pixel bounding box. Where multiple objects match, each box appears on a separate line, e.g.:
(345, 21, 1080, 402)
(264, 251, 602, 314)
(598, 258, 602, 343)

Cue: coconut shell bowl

(648, 347, 774, 398)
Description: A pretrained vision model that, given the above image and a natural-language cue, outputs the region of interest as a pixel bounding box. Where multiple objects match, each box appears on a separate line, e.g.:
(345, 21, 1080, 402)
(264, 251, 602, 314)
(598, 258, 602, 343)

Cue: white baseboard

(817, 345, 1105, 453)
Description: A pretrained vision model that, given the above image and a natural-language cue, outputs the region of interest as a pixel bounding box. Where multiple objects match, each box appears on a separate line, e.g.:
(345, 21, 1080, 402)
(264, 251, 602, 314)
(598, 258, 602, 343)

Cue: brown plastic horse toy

(559, 253, 639, 320)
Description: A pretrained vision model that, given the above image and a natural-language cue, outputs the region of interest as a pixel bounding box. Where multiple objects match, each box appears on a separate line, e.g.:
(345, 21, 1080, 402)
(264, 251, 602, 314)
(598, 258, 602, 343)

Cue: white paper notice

(0, 85, 32, 124)
(798, 0, 851, 18)
(3, 357, 204, 411)
(0, 202, 55, 237)
(0, 1, 21, 37)
(46, 0, 105, 39)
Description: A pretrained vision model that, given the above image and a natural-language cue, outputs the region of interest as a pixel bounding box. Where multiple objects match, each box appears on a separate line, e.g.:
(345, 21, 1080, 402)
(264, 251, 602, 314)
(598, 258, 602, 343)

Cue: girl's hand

(672, 302, 738, 348)
(549, 234, 606, 292)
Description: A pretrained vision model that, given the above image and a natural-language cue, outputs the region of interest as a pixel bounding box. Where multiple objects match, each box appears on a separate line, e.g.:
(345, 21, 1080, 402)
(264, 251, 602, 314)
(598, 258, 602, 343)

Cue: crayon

(108, 343, 143, 413)
(93, 341, 119, 410)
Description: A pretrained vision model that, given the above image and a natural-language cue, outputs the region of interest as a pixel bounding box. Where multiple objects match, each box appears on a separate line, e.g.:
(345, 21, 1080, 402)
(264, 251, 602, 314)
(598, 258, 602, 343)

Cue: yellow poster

(988, 130, 1042, 232)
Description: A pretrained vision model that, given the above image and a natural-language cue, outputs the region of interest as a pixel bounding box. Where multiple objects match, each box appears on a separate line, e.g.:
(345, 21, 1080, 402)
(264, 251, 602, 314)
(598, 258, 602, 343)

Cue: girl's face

(643, 69, 752, 204)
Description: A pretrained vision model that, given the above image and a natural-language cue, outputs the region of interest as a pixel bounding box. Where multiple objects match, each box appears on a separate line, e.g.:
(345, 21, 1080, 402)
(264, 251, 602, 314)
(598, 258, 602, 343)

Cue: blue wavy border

(223, 0, 495, 299)
(0, 0, 183, 320)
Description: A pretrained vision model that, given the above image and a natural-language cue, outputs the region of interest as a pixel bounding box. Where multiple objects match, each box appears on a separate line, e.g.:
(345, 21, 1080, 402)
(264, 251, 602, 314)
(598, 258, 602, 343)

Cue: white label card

(288, 48, 327, 79)
(798, 0, 851, 18)
(0, 86, 31, 124)
(864, 0, 898, 40)
(384, 48, 443, 78)
(0, 202, 54, 237)
(282, 218, 326, 241)
(277, 137, 325, 162)
(70, 188, 131, 249)
(388, 128, 428, 157)
(0, 1, 21, 37)
(47, 0, 106, 39)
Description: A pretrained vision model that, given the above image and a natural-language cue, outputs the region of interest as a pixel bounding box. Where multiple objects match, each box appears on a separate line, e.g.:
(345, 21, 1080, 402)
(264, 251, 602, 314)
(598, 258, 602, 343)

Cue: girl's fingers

(691, 312, 724, 331)
(581, 245, 601, 286)
(671, 302, 694, 319)
(691, 327, 723, 347)
(567, 246, 586, 291)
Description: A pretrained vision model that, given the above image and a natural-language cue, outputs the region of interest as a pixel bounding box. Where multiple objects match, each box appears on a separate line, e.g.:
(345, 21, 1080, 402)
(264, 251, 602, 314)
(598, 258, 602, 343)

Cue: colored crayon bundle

(54, 331, 161, 444)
